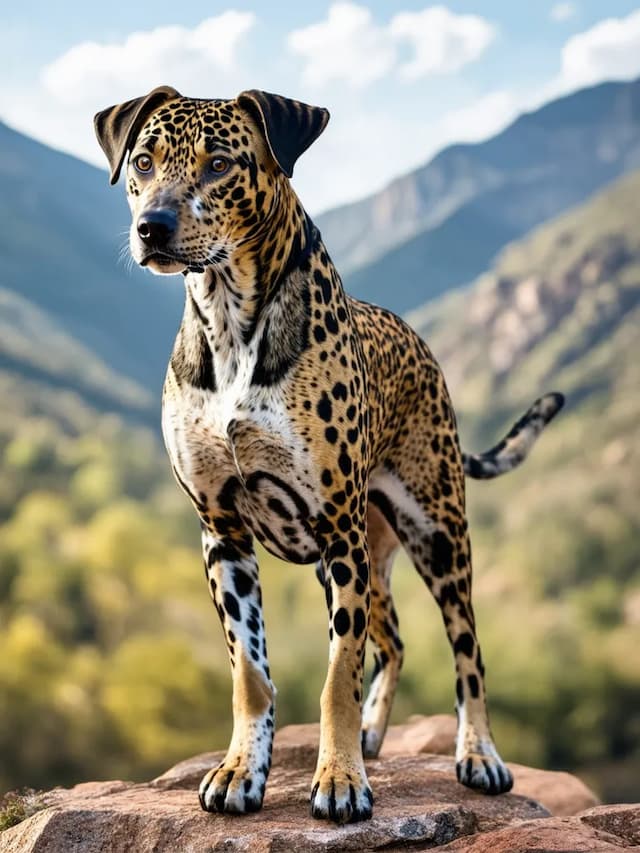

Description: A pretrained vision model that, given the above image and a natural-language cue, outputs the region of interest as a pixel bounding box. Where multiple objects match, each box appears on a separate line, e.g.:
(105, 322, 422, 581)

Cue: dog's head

(94, 87, 329, 275)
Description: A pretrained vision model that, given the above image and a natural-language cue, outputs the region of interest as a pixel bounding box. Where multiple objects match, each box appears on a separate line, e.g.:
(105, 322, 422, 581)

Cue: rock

(509, 761, 599, 817)
(381, 714, 458, 757)
(0, 716, 627, 853)
(579, 803, 640, 846)
(434, 804, 640, 852)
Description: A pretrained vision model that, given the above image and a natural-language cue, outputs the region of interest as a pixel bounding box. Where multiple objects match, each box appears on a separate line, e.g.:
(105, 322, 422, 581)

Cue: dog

(94, 86, 563, 823)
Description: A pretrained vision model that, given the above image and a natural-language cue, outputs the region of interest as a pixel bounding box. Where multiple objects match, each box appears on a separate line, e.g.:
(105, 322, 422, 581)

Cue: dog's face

(125, 97, 277, 275)
(95, 87, 329, 276)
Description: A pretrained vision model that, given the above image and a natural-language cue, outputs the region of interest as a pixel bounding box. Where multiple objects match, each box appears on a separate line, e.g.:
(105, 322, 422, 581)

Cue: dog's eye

(133, 154, 153, 174)
(211, 157, 230, 175)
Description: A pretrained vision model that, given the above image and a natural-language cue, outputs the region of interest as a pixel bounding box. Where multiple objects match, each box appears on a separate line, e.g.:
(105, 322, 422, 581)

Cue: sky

(3, 1, 640, 214)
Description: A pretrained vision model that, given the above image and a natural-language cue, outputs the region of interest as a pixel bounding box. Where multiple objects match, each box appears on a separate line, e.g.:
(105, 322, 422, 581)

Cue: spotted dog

(94, 86, 563, 824)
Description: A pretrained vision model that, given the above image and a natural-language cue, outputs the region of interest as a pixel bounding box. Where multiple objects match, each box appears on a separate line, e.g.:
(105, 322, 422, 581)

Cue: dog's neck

(184, 184, 314, 346)
(173, 187, 321, 391)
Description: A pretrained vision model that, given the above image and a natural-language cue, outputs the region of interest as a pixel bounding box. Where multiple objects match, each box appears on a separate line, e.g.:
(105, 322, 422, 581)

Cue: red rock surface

(0, 715, 622, 853)
(435, 804, 640, 852)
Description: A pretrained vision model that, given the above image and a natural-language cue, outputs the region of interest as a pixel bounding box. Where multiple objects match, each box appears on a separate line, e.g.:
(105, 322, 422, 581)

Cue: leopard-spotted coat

(95, 86, 563, 824)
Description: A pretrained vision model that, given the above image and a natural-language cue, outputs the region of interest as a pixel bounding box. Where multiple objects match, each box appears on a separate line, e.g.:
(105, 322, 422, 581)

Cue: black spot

(347, 427, 360, 446)
(325, 311, 339, 334)
(328, 539, 349, 559)
(337, 514, 351, 532)
(332, 382, 347, 401)
(334, 608, 350, 636)
(331, 562, 352, 586)
(325, 426, 338, 443)
(338, 451, 352, 476)
(233, 568, 254, 598)
(467, 674, 480, 698)
(431, 531, 454, 578)
(453, 632, 475, 658)
(317, 393, 332, 422)
(353, 608, 366, 638)
(223, 592, 241, 621)
(313, 325, 326, 343)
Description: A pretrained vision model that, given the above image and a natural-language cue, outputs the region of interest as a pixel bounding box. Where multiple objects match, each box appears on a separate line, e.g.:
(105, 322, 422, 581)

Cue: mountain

(0, 286, 154, 423)
(407, 168, 640, 430)
(317, 77, 640, 314)
(0, 120, 183, 400)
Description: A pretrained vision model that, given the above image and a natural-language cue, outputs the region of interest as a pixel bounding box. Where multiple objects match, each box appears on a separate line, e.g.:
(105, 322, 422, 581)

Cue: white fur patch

(369, 469, 438, 537)
(191, 196, 204, 220)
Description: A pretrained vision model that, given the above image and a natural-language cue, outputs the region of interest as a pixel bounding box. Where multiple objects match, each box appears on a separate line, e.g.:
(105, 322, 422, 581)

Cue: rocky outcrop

(1, 715, 630, 853)
(436, 804, 640, 852)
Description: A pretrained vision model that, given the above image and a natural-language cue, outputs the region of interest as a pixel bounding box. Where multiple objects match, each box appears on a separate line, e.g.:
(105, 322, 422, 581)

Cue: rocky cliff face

(3, 715, 635, 853)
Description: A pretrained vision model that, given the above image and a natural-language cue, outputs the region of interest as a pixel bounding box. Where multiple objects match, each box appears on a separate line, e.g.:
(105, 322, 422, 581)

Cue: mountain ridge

(317, 77, 640, 314)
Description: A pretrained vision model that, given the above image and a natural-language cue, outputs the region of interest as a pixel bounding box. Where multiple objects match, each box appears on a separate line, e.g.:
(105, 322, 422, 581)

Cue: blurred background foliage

(0, 346, 638, 803)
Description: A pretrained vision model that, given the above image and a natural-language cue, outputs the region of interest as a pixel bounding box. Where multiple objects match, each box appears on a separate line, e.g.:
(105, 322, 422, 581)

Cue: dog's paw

(310, 762, 373, 823)
(198, 757, 267, 814)
(456, 752, 513, 795)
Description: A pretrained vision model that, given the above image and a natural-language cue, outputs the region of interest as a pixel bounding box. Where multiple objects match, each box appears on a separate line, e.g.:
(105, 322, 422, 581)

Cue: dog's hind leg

(370, 458, 513, 795)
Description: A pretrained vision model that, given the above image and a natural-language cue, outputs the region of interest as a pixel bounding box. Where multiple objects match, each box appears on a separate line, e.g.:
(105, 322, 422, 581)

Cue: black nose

(137, 209, 177, 247)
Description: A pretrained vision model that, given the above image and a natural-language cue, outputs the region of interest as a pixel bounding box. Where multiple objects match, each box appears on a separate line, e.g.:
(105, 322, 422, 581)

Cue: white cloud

(558, 9, 640, 90)
(390, 6, 496, 80)
(0, 11, 258, 197)
(550, 3, 578, 23)
(42, 11, 256, 105)
(287, 2, 495, 89)
(436, 90, 520, 145)
(287, 3, 395, 88)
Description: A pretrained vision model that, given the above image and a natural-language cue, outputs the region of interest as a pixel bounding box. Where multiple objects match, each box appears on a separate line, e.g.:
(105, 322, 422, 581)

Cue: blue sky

(3, 2, 640, 212)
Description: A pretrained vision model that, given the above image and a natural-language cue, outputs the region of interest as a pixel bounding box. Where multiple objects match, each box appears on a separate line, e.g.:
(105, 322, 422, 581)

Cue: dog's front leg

(198, 525, 275, 814)
(310, 522, 373, 823)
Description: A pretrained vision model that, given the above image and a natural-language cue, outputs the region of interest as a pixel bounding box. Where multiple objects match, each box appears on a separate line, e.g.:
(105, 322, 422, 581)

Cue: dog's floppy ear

(237, 90, 330, 178)
(94, 85, 180, 185)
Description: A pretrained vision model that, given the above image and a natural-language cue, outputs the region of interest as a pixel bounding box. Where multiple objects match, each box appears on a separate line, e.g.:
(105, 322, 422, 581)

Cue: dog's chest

(163, 346, 320, 564)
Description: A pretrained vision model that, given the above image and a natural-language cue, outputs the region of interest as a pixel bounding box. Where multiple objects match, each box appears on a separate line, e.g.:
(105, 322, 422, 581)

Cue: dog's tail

(463, 392, 565, 480)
